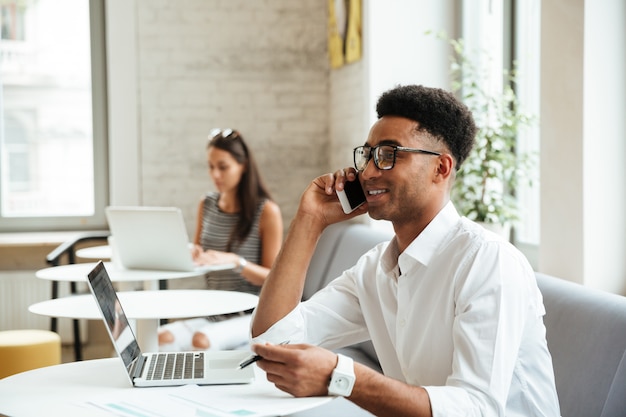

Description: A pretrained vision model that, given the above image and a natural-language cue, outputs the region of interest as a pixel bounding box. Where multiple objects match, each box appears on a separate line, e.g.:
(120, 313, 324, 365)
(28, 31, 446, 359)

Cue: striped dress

(199, 192, 265, 296)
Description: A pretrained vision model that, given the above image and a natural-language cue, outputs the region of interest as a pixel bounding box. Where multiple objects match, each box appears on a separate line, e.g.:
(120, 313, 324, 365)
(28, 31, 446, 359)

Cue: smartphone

(336, 176, 366, 214)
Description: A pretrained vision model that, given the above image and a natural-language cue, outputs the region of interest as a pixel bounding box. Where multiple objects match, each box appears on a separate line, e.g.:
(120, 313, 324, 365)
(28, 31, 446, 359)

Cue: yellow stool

(0, 329, 62, 379)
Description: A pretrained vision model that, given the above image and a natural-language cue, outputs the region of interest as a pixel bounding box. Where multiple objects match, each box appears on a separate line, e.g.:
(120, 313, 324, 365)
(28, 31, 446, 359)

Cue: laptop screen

(87, 261, 142, 377)
(105, 206, 195, 271)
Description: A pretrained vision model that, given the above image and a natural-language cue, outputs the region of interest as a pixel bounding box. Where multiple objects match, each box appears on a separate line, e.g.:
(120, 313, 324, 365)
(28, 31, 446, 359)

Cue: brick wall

(133, 0, 340, 231)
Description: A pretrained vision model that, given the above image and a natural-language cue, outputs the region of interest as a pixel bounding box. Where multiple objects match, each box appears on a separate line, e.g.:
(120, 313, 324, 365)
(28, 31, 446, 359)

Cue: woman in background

(158, 128, 283, 351)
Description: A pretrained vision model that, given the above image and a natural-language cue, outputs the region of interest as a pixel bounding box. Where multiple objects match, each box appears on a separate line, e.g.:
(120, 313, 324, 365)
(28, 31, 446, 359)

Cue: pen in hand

(238, 340, 289, 369)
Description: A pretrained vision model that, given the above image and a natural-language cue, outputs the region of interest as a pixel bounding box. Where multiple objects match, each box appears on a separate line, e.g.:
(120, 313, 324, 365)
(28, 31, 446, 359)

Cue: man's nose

(360, 157, 380, 180)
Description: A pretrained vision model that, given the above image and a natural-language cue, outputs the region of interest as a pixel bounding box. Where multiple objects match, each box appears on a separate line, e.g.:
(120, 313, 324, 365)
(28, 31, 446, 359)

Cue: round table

(35, 261, 236, 360)
(29, 290, 258, 352)
(35, 261, 232, 290)
(0, 358, 333, 417)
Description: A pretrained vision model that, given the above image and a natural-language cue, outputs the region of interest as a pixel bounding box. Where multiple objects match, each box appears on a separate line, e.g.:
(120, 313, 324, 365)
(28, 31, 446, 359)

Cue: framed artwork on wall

(327, 0, 362, 69)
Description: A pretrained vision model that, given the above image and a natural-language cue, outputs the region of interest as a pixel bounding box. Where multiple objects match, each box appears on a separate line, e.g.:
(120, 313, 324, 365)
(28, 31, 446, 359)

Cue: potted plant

(440, 35, 536, 238)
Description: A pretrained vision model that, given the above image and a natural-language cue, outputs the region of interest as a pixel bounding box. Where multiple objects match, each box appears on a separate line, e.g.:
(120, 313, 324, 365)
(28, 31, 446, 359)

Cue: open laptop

(86, 261, 255, 387)
(105, 206, 234, 273)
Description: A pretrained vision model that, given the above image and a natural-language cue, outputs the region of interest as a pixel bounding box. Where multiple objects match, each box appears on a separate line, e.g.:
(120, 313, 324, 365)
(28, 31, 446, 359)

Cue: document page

(83, 382, 332, 417)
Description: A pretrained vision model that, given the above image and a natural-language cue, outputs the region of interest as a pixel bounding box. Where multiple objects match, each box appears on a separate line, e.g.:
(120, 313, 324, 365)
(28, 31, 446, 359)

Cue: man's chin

(366, 207, 386, 221)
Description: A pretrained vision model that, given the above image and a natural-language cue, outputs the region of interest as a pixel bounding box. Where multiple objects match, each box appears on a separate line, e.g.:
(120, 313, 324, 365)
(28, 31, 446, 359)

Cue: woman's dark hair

(376, 85, 477, 169)
(207, 129, 272, 250)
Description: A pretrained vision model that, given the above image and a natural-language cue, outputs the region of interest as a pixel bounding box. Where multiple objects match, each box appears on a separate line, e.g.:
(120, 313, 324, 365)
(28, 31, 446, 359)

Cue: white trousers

(158, 314, 252, 352)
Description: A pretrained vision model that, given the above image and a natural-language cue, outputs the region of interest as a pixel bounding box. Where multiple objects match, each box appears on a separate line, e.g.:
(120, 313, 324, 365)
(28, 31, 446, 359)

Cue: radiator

(0, 270, 88, 343)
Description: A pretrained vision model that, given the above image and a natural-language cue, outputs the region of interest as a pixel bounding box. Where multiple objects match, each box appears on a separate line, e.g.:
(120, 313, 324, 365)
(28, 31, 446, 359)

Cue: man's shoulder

(442, 218, 526, 262)
(453, 217, 532, 271)
(456, 217, 511, 244)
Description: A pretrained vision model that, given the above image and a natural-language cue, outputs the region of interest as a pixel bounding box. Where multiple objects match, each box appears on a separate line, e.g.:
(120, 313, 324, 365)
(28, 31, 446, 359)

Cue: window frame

(509, 0, 541, 267)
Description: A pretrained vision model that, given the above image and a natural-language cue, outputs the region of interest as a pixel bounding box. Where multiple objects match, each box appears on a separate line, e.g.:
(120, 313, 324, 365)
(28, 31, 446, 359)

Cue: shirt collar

(402, 201, 460, 267)
(379, 201, 460, 275)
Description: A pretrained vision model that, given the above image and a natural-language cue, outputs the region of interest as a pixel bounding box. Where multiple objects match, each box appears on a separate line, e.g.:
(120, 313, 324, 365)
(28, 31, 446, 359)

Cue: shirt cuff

(423, 385, 479, 417)
(249, 305, 306, 346)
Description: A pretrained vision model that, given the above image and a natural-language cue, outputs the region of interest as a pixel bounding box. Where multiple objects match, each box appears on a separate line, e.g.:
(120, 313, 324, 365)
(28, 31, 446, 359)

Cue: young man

(250, 85, 560, 416)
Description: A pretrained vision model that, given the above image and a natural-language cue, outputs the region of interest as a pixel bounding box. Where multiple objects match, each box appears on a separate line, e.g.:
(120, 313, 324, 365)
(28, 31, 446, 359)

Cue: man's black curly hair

(376, 85, 477, 168)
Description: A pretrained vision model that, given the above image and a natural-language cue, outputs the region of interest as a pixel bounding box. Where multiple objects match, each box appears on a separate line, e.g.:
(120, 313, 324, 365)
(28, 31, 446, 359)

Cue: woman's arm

(190, 197, 206, 261)
(193, 196, 205, 246)
(239, 200, 283, 286)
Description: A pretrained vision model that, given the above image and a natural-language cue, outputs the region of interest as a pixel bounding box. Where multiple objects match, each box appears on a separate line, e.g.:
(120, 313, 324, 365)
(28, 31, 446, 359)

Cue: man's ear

(435, 153, 455, 182)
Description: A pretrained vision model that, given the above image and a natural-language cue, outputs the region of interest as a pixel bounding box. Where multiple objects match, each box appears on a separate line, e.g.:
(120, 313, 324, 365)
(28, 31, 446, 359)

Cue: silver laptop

(86, 261, 255, 387)
(105, 206, 233, 272)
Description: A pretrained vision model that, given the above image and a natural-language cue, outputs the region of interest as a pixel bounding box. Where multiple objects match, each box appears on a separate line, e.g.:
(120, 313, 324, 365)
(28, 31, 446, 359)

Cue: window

(1, 2, 26, 41)
(461, 0, 541, 261)
(0, 0, 107, 232)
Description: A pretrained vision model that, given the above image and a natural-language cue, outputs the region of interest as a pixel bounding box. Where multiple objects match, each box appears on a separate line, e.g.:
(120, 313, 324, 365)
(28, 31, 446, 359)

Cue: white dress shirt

(253, 202, 560, 417)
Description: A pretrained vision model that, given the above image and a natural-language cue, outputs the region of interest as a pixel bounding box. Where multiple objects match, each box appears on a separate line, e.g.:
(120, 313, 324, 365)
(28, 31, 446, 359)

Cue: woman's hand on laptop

(191, 244, 204, 262)
(193, 249, 239, 267)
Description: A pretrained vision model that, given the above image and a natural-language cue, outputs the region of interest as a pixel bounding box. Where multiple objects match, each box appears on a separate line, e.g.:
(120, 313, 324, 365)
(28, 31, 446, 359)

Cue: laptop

(86, 261, 255, 387)
(105, 206, 234, 273)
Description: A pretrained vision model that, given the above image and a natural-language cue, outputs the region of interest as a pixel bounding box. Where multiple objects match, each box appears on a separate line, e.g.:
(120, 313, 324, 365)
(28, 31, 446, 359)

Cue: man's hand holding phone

(336, 173, 367, 214)
(298, 169, 366, 230)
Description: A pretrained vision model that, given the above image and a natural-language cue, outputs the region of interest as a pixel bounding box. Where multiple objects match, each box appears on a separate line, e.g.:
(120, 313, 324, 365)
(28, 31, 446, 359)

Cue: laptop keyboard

(146, 352, 204, 380)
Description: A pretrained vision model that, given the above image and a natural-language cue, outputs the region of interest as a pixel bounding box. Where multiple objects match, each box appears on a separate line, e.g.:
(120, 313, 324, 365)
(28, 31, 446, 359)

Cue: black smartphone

(336, 176, 366, 214)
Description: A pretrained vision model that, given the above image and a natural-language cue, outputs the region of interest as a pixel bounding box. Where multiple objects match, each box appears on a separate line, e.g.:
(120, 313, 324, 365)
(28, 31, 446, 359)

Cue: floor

(61, 341, 111, 363)
(60, 320, 113, 363)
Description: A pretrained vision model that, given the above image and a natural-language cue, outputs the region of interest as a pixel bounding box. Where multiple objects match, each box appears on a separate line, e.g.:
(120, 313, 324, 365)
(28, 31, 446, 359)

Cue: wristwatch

(234, 256, 247, 273)
(327, 353, 355, 397)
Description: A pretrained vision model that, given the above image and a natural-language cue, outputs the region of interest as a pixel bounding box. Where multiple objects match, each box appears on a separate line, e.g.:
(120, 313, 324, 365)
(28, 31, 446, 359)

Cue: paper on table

(84, 381, 332, 417)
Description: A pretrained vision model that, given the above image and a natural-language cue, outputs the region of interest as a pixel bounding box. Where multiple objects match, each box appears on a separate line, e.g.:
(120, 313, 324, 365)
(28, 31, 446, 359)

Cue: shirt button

(399, 318, 406, 327)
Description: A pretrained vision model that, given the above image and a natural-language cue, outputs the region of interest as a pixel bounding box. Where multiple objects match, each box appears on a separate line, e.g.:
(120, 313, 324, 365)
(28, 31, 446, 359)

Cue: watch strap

(328, 353, 355, 397)
(234, 256, 247, 273)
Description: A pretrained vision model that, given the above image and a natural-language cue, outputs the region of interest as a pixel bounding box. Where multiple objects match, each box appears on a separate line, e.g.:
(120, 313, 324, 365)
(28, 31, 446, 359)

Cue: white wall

(540, 0, 626, 293)
(366, 0, 455, 119)
(106, 0, 140, 207)
(540, 0, 585, 282)
(583, 0, 626, 292)
(106, 0, 329, 232)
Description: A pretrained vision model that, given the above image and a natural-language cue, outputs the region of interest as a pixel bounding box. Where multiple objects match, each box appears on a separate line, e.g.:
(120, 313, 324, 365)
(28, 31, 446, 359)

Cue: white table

(36, 261, 236, 360)
(0, 358, 333, 417)
(36, 261, 232, 290)
(29, 290, 258, 352)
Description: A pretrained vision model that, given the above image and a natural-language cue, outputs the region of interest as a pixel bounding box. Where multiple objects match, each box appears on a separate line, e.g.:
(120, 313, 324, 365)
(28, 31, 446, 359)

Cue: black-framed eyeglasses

(353, 145, 441, 171)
